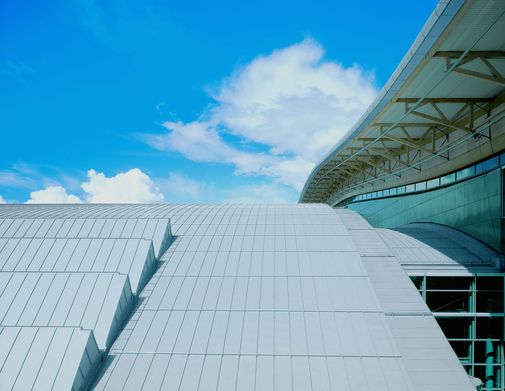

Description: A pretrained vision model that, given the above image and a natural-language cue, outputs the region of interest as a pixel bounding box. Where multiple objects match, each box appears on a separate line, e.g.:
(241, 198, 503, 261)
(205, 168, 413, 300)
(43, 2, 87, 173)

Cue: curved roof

(377, 222, 505, 274)
(0, 204, 477, 390)
(300, 0, 505, 204)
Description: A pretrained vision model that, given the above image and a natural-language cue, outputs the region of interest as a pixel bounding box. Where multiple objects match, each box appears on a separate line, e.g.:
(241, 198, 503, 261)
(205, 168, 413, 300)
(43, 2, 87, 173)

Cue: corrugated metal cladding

(0, 204, 474, 390)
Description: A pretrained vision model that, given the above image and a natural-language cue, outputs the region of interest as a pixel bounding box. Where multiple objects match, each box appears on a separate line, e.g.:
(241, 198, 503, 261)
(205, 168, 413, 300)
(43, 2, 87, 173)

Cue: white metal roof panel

(0, 237, 155, 294)
(387, 316, 474, 390)
(0, 272, 132, 350)
(377, 223, 503, 274)
(0, 326, 101, 391)
(94, 353, 417, 391)
(85, 205, 470, 389)
(0, 218, 171, 258)
(340, 207, 474, 390)
(0, 203, 478, 389)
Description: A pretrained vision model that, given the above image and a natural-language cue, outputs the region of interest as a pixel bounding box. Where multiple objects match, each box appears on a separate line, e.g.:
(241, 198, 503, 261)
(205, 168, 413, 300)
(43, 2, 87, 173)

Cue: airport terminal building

(1, 0, 505, 390)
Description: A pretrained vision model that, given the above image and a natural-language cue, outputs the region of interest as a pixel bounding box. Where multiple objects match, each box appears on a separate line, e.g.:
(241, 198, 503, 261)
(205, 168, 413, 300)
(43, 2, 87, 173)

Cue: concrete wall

(348, 168, 503, 252)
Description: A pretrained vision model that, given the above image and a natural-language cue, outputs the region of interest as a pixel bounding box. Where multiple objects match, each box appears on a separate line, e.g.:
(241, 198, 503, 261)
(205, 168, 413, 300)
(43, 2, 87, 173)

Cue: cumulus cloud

(145, 39, 378, 191)
(20, 168, 164, 204)
(18, 168, 299, 204)
(25, 186, 82, 204)
(0, 195, 5, 204)
(81, 168, 164, 203)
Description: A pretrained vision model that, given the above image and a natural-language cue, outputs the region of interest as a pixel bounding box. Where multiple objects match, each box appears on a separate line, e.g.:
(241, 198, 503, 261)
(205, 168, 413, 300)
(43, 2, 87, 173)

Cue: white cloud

(157, 172, 208, 200)
(145, 39, 378, 191)
(25, 186, 82, 204)
(147, 120, 274, 177)
(81, 168, 164, 203)
(21, 168, 164, 204)
(18, 168, 298, 204)
(0, 195, 5, 204)
(0, 170, 37, 189)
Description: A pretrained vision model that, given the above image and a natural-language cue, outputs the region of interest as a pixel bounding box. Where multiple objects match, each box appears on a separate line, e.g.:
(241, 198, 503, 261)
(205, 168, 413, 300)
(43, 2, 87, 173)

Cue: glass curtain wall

(411, 275, 504, 391)
(350, 153, 504, 204)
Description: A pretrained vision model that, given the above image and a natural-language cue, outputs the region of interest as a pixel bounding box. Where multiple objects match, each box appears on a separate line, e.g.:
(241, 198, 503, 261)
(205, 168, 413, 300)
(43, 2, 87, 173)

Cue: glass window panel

(415, 181, 427, 191)
(383, 189, 390, 196)
(405, 184, 415, 193)
(427, 178, 440, 188)
(475, 156, 499, 174)
(448, 340, 472, 362)
(410, 276, 423, 290)
(456, 167, 474, 181)
(389, 187, 397, 195)
(427, 291, 472, 312)
(477, 277, 504, 291)
(437, 317, 472, 339)
(474, 364, 501, 388)
(477, 291, 503, 313)
(500, 152, 505, 166)
(475, 340, 502, 364)
(476, 318, 503, 340)
(396, 186, 405, 194)
(426, 276, 473, 290)
(441, 172, 456, 184)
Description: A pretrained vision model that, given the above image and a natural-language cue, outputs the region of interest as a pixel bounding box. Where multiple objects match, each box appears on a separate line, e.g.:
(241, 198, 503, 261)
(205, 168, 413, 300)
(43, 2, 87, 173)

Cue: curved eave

(300, 0, 505, 204)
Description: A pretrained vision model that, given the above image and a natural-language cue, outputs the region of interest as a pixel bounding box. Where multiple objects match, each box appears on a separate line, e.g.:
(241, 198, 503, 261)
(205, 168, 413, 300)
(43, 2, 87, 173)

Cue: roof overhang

(300, 0, 505, 204)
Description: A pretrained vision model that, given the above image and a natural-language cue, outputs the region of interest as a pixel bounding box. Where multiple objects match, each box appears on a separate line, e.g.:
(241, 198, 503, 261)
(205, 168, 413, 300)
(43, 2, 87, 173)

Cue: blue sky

(0, 0, 438, 204)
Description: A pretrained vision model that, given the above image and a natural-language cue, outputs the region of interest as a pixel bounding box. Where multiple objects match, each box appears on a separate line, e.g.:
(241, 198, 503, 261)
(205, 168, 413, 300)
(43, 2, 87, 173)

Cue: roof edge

(299, 0, 466, 203)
